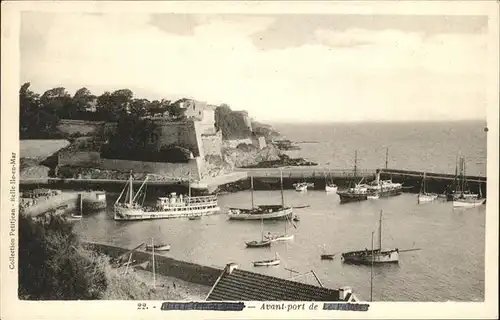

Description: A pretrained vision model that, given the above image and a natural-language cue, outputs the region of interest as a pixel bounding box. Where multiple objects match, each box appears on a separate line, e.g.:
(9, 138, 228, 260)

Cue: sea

(74, 121, 487, 302)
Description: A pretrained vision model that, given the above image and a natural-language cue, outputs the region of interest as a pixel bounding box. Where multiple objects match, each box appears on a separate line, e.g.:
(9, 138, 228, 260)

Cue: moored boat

(245, 218, 273, 248)
(338, 172, 402, 204)
(264, 213, 297, 242)
(228, 171, 293, 221)
(321, 254, 336, 260)
(245, 240, 272, 248)
(325, 183, 338, 193)
(418, 172, 438, 203)
(367, 193, 379, 200)
(253, 253, 280, 267)
(114, 172, 220, 221)
(453, 197, 486, 208)
(341, 210, 400, 264)
(294, 182, 309, 192)
(451, 158, 485, 208)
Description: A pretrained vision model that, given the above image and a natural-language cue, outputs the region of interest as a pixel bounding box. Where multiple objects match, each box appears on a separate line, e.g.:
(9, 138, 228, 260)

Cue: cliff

(222, 143, 281, 168)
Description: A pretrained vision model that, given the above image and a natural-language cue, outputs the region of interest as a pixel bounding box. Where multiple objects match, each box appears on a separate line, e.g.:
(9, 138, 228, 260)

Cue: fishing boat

(325, 183, 338, 192)
(114, 172, 220, 221)
(188, 215, 202, 220)
(228, 172, 293, 221)
(253, 253, 281, 267)
(337, 173, 402, 204)
(321, 254, 336, 260)
(294, 182, 309, 192)
(245, 218, 272, 248)
(341, 210, 399, 264)
(452, 158, 485, 207)
(325, 170, 338, 192)
(367, 193, 379, 200)
(265, 214, 296, 242)
(145, 243, 171, 252)
(417, 172, 438, 203)
(337, 151, 402, 204)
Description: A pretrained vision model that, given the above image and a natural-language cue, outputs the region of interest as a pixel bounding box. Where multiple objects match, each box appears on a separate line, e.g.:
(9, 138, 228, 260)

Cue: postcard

(1, 1, 498, 319)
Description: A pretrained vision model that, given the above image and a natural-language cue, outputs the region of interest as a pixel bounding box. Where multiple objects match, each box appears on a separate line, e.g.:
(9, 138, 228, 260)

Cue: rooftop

(206, 263, 357, 301)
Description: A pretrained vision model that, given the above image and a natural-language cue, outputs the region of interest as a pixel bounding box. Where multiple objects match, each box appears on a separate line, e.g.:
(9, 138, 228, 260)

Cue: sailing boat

(417, 172, 438, 203)
(245, 218, 272, 248)
(228, 170, 293, 220)
(325, 169, 338, 192)
(265, 213, 296, 242)
(253, 252, 281, 267)
(341, 210, 400, 264)
(452, 158, 485, 208)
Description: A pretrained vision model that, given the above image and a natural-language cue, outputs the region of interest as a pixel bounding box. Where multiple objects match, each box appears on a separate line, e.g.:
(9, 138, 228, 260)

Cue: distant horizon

(21, 11, 490, 122)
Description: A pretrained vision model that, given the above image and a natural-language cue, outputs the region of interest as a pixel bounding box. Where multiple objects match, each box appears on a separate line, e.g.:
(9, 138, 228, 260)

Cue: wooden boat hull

(245, 241, 272, 248)
(453, 198, 486, 208)
(253, 259, 280, 267)
(341, 249, 399, 264)
(418, 193, 438, 203)
(145, 244, 171, 252)
(266, 234, 294, 242)
(321, 254, 336, 260)
(325, 185, 338, 192)
(228, 206, 293, 221)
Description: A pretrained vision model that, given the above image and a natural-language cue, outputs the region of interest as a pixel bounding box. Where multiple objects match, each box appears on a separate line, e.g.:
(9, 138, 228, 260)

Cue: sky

(20, 12, 490, 122)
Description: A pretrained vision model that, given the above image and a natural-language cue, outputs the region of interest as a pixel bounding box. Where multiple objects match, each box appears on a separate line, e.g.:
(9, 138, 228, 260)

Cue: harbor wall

(379, 169, 487, 195)
(83, 242, 222, 287)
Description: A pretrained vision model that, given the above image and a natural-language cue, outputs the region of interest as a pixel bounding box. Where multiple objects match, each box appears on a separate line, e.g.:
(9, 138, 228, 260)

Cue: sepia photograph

(1, 1, 498, 319)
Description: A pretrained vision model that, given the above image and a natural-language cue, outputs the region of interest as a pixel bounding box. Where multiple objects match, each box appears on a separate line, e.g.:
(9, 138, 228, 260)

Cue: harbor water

(74, 190, 485, 302)
(73, 121, 486, 301)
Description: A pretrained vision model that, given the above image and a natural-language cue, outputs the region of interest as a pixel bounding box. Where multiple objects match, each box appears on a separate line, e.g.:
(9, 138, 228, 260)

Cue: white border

(1, 1, 498, 319)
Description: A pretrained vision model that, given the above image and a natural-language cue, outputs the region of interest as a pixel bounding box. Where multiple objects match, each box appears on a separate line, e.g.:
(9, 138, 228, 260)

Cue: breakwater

(21, 191, 106, 217)
(82, 241, 222, 287)
(20, 167, 487, 196)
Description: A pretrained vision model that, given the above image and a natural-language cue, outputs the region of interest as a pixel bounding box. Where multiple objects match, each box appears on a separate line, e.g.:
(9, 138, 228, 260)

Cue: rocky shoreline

(240, 154, 317, 169)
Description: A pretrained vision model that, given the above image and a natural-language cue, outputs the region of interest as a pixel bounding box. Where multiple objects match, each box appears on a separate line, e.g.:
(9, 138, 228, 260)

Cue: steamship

(337, 171, 402, 204)
(114, 173, 220, 221)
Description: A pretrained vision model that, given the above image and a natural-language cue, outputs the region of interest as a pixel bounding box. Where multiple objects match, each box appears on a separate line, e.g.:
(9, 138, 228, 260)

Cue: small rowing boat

(253, 253, 280, 267)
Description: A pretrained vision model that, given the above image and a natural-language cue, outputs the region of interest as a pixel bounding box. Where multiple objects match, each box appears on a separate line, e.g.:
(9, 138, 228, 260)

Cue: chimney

(338, 286, 352, 300)
(225, 263, 239, 275)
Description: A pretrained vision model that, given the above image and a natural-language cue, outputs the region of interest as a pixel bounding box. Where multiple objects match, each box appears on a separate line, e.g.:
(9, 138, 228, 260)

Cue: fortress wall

(201, 131, 223, 157)
(99, 158, 201, 180)
(148, 120, 203, 158)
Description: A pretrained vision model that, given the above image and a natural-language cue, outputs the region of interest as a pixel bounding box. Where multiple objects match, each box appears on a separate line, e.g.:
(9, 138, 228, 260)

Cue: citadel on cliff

(56, 99, 271, 182)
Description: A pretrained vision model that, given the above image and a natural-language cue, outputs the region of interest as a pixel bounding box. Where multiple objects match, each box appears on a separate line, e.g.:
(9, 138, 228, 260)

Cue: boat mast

(280, 168, 284, 207)
(260, 218, 264, 242)
(370, 231, 374, 302)
(354, 150, 358, 178)
(250, 175, 254, 209)
(378, 210, 382, 250)
(385, 147, 389, 169)
(188, 170, 191, 198)
(129, 171, 134, 207)
(152, 238, 156, 288)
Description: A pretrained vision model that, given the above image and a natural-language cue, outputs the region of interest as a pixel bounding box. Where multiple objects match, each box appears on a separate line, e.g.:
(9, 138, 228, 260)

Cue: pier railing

(234, 167, 375, 179)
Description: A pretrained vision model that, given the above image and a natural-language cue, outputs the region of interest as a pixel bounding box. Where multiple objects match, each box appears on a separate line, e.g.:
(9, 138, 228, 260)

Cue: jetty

(20, 167, 486, 195)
